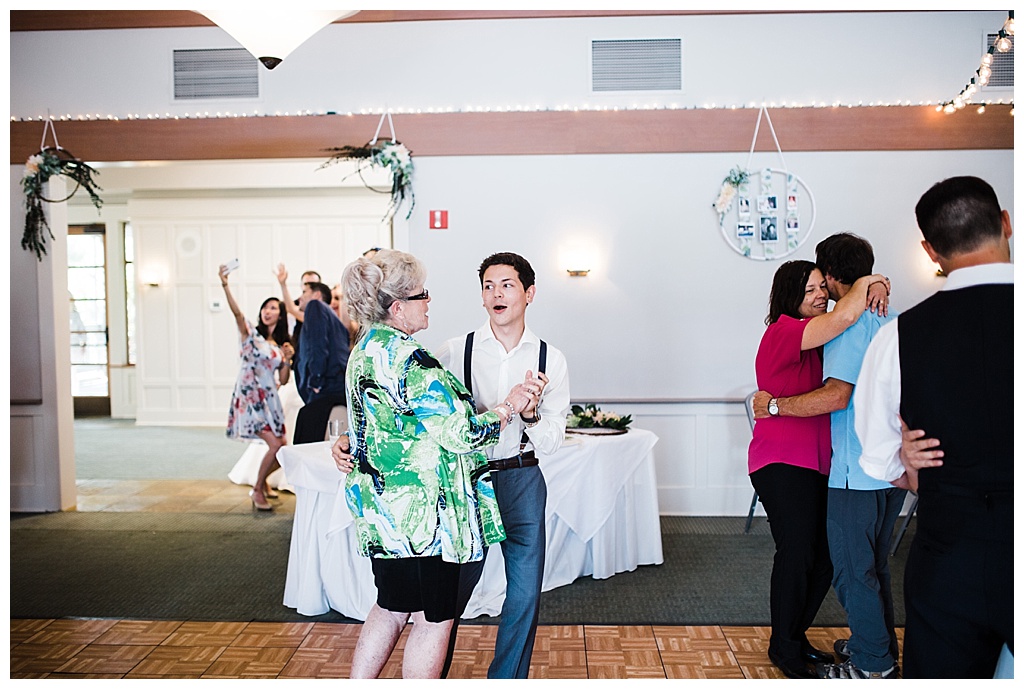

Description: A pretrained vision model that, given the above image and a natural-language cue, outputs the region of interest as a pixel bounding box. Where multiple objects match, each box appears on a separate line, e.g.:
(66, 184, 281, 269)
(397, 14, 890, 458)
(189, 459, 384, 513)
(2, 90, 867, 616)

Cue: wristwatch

(768, 398, 780, 417)
(521, 411, 541, 428)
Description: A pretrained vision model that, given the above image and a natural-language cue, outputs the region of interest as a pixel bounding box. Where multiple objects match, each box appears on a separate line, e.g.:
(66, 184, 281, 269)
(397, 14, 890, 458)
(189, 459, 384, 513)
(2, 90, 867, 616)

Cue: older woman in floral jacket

(340, 249, 539, 679)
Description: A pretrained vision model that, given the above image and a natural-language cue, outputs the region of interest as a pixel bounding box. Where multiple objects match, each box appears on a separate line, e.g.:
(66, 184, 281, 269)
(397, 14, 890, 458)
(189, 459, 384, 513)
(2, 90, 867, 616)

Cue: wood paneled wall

(10, 10, 815, 32)
(10, 106, 1013, 164)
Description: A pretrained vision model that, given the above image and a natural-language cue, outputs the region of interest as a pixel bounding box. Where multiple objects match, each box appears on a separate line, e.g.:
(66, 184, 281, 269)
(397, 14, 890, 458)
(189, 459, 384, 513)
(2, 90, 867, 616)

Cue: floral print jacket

(344, 323, 505, 563)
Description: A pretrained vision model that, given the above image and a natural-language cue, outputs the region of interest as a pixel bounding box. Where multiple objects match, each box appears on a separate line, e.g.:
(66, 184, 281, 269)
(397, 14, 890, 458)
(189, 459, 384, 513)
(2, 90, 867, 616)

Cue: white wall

(410, 149, 1013, 400)
(11, 176, 77, 512)
(11, 11, 1014, 514)
(11, 12, 1011, 117)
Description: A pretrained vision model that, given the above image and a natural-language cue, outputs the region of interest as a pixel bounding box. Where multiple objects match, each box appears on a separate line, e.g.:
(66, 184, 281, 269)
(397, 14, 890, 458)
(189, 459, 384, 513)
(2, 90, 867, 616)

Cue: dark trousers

(902, 493, 1013, 678)
(750, 462, 833, 663)
(292, 394, 345, 444)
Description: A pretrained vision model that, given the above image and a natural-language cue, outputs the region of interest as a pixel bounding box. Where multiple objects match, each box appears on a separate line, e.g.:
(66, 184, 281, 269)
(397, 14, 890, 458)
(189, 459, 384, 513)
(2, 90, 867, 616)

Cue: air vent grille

(985, 34, 1013, 88)
(592, 38, 682, 92)
(174, 48, 259, 100)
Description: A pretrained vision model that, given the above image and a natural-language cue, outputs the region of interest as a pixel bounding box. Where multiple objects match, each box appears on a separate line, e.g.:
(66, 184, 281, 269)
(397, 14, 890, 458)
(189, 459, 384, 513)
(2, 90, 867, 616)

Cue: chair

(888, 493, 918, 556)
(743, 391, 760, 534)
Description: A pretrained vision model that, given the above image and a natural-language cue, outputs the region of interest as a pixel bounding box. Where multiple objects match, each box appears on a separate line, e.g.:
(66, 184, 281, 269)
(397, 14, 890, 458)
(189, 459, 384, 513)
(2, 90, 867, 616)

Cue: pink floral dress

(226, 321, 286, 440)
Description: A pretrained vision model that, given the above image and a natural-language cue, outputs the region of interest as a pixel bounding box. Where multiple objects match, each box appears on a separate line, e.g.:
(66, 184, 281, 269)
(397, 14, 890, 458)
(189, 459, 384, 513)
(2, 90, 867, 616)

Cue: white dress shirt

(437, 322, 570, 460)
(855, 262, 1014, 482)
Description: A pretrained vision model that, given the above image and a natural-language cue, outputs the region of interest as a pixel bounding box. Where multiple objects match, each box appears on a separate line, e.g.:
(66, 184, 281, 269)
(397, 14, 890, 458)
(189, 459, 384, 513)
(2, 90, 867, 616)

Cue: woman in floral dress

(219, 264, 294, 511)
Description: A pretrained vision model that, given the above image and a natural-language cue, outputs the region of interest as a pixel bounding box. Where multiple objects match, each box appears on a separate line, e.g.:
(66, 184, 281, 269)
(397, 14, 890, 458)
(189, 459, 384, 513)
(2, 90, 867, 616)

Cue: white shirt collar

(941, 262, 1014, 291)
(477, 321, 539, 355)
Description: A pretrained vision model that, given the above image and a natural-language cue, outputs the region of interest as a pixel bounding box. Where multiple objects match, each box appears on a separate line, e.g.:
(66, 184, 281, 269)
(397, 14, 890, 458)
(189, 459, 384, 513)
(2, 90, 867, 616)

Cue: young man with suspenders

(437, 252, 571, 679)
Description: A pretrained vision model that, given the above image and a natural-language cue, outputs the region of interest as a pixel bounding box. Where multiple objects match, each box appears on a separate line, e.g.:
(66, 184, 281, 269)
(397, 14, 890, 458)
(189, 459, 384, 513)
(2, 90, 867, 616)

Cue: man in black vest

(853, 176, 1013, 678)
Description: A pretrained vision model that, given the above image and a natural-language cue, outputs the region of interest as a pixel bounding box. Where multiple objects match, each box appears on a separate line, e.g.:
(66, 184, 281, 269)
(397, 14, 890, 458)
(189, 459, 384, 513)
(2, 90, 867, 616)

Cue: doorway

(68, 224, 110, 417)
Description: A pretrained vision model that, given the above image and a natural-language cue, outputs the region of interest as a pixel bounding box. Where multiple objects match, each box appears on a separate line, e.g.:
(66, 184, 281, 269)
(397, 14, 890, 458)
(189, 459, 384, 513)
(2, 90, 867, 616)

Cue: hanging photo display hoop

(713, 107, 815, 261)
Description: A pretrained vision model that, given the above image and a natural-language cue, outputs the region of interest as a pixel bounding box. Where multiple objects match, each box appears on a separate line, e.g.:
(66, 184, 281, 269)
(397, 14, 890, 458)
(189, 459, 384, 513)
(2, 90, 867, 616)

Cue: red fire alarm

(430, 210, 448, 229)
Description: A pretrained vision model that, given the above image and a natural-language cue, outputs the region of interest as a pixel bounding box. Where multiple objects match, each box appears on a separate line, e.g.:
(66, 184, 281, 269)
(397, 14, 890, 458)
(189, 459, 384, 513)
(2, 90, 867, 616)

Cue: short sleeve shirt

(824, 308, 897, 490)
(748, 315, 831, 476)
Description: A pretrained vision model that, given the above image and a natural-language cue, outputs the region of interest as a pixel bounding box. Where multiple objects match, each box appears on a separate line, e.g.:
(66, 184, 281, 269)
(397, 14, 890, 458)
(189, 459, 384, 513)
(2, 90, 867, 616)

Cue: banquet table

(278, 428, 663, 620)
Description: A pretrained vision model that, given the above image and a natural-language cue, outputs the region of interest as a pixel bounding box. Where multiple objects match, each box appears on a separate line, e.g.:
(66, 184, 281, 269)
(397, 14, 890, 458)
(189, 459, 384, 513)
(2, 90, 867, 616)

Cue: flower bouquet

(713, 166, 750, 219)
(566, 404, 632, 435)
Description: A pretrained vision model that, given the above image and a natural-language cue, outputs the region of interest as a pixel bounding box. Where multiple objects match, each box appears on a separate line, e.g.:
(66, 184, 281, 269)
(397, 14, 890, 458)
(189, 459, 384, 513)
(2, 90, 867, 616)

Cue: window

(67, 227, 108, 396)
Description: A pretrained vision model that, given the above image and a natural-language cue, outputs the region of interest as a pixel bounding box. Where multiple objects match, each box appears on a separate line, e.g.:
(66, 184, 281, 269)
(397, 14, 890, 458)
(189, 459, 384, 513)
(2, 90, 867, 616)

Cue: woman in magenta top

(749, 260, 888, 679)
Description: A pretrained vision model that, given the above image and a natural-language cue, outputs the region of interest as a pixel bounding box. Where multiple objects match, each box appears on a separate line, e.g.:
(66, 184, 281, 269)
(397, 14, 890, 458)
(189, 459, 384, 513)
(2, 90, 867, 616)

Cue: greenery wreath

(22, 147, 103, 260)
(319, 140, 415, 221)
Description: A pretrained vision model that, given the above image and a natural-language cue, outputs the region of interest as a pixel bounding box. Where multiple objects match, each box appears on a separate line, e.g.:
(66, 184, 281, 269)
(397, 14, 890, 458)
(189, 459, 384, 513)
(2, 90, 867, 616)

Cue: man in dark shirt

(279, 268, 322, 391)
(293, 281, 349, 444)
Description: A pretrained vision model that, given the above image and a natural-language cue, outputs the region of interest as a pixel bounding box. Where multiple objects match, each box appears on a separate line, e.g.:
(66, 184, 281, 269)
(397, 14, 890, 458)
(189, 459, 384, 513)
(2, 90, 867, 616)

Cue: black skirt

(370, 555, 463, 623)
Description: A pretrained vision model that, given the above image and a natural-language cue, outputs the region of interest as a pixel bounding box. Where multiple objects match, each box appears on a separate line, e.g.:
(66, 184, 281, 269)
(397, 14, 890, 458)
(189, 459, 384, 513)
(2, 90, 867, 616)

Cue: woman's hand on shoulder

(865, 274, 891, 317)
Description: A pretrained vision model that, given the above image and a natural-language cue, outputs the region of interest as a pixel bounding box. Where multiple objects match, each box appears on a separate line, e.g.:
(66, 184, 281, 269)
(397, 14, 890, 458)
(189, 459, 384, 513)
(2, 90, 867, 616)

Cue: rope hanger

(745, 105, 787, 173)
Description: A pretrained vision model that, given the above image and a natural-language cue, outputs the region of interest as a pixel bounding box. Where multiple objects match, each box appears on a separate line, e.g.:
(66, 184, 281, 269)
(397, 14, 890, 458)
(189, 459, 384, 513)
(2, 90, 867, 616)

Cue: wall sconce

(198, 10, 358, 69)
(561, 243, 596, 278)
(141, 268, 164, 287)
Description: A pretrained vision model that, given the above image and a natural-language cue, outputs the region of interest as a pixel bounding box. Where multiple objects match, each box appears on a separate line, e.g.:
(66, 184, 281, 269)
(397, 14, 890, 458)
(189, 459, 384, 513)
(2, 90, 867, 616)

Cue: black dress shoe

(768, 651, 816, 679)
(801, 646, 835, 664)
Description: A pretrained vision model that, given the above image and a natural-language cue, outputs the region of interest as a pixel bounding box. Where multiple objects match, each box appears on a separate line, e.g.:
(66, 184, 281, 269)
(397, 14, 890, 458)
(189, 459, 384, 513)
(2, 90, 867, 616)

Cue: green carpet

(10, 512, 910, 626)
(73, 419, 243, 481)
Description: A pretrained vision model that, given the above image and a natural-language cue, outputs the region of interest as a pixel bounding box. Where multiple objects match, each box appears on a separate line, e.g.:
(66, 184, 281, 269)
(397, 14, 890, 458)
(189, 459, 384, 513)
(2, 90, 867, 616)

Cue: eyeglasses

(401, 289, 429, 301)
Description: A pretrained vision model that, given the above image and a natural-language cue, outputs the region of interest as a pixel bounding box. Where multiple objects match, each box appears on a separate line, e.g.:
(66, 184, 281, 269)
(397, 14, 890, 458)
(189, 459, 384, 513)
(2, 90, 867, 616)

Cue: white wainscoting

(130, 192, 391, 427)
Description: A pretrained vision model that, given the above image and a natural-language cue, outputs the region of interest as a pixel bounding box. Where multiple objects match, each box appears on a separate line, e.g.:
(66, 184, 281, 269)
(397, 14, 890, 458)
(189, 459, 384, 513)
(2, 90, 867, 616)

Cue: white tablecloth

(278, 428, 663, 620)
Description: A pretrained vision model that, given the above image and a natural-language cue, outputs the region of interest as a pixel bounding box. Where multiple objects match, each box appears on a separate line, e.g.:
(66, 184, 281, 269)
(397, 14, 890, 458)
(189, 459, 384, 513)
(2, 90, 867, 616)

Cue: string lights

(9, 97, 1017, 124)
(939, 11, 1014, 115)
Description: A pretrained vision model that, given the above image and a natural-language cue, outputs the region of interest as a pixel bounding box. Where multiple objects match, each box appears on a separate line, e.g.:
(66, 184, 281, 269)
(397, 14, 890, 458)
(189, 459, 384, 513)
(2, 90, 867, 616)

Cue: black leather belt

(487, 451, 537, 472)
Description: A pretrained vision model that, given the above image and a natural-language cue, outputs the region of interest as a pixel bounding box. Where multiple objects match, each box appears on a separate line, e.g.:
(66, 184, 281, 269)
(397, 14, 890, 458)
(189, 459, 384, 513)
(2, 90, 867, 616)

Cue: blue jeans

(443, 464, 547, 679)
(827, 486, 906, 672)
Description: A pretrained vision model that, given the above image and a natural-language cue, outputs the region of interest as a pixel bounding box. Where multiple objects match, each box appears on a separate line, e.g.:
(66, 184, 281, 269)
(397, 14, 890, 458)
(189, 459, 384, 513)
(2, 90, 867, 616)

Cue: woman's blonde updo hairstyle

(342, 249, 427, 327)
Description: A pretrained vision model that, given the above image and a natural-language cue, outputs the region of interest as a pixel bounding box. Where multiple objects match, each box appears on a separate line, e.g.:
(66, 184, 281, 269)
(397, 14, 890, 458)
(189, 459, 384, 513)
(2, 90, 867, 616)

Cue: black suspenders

(463, 332, 547, 395)
(463, 332, 547, 448)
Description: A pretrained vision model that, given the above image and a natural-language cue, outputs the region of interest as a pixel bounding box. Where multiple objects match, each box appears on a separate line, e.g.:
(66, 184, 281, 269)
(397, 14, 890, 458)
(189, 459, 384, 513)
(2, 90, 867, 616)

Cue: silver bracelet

(503, 400, 517, 418)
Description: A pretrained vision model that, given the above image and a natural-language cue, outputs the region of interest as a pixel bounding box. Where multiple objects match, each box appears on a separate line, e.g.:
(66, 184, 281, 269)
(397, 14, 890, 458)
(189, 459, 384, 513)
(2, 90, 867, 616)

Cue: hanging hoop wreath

(21, 120, 103, 260)
(319, 112, 415, 222)
(712, 107, 815, 261)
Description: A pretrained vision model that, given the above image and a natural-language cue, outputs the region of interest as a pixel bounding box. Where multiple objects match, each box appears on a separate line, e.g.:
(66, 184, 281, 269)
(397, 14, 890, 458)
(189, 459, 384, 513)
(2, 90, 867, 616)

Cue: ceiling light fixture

(198, 10, 358, 70)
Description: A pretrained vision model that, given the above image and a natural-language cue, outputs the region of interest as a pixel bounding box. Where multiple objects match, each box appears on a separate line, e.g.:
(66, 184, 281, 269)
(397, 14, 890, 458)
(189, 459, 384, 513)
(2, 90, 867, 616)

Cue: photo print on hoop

(738, 195, 751, 219)
(757, 194, 778, 213)
(760, 216, 779, 243)
(786, 215, 800, 234)
(737, 222, 755, 238)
